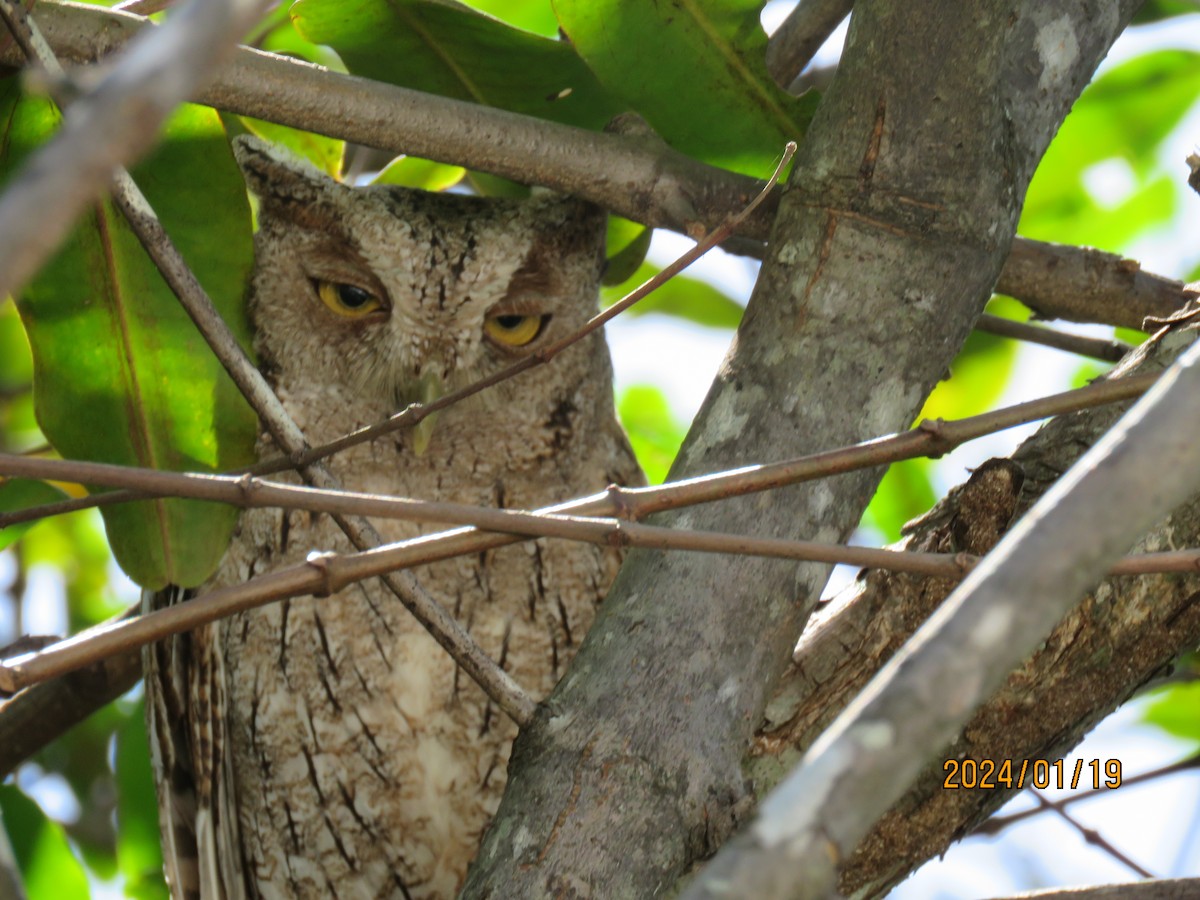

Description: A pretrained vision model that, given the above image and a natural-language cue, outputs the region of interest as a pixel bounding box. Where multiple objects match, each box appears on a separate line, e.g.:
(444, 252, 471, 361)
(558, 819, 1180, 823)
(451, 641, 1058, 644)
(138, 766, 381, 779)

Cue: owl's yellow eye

(484, 314, 546, 347)
(316, 280, 383, 317)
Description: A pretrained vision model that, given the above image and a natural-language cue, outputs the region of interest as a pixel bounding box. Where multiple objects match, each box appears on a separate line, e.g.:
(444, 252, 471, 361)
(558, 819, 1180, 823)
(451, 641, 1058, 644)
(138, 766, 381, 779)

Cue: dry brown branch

(976, 753, 1200, 835)
(1, 4, 1190, 334)
(682, 316, 1200, 894)
(0, 365, 1161, 532)
(743, 319, 1200, 897)
(0, 364, 1174, 719)
(0, 0, 536, 726)
(976, 313, 1132, 362)
(765, 0, 854, 88)
(0, 0, 270, 302)
(0, 607, 140, 778)
(7, 451, 1200, 592)
(1030, 791, 1156, 879)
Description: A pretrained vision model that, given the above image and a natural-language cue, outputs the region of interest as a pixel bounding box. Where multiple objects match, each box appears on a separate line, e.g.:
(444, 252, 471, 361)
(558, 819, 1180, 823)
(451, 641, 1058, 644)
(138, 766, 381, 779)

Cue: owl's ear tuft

(231, 134, 341, 212)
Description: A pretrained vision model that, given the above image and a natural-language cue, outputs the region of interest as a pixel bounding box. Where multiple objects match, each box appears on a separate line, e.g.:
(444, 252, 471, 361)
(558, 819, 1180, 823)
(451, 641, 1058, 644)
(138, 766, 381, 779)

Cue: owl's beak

(402, 372, 443, 457)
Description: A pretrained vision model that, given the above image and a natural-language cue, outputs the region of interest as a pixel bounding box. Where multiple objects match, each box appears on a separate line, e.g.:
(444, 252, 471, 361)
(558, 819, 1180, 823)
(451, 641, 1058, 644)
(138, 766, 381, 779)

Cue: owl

(143, 135, 642, 899)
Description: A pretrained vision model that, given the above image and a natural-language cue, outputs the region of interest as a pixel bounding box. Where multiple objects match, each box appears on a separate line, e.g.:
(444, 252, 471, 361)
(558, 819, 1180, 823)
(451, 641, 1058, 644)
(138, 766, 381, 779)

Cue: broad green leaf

(603, 217, 652, 286)
(602, 261, 744, 329)
(291, 0, 624, 130)
(1, 81, 257, 590)
(0, 479, 68, 551)
(617, 385, 686, 484)
(372, 156, 467, 191)
(116, 706, 169, 900)
(1143, 682, 1200, 744)
(238, 116, 345, 177)
(552, 0, 816, 176)
(461, 0, 558, 36)
(0, 784, 91, 899)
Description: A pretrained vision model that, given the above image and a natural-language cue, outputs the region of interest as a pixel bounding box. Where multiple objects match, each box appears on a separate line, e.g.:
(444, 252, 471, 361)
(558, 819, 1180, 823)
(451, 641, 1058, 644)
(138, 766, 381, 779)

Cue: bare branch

(984, 881, 1200, 900)
(976, 313, 1132, 362)
(977, 753, 1200, 835)
(682, 313, 1200, 898)
(0, 0, 270, 303)
(0, 1, 535, 727)
(996, 238, 1191, 330)
(1030, 791, 1156, 879)
(765, 0, 854, 88)
(0, 615, 140, 778)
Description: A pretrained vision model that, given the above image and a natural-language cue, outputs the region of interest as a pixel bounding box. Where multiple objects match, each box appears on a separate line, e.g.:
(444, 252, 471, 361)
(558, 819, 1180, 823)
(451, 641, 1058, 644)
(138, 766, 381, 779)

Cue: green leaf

(602, 261, 744, 329)
(617, 385, 686, 484)
(1143, 681, 1200, 745)
(552, 0, 815, 176)
(1, 81, 258, 590)
(237, 116, 345, 177)
(1022, 50, 1200, 251)
(0, 479, 68, 551)
(0, 784, 91, 899)
(291, 0, 624, 130)
(603, 217, 652, 286)
(372, 156, 466, 191)
(116, 705, 169, 900)
(862, 458, 936, 542)
(1131, 0, 1200, 24)
(460, 0, 558, 36)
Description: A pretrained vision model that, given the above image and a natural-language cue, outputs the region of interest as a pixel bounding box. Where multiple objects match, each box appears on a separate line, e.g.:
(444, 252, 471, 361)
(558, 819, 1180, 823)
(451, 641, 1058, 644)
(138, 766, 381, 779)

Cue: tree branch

(686, 320, 1200, 893)
(765, 0, 854, 89)
(1, 4, 1190, 333)
(464, 0, 1142, 895)
(0, 0, 270, 303)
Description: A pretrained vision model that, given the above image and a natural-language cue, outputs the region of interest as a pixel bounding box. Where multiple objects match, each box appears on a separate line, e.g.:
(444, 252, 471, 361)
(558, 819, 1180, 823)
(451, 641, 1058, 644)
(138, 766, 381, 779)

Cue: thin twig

(975, 753, 1200, 836)
(1030, 790, 1156, 879)
(6, 452, 1200, 580)
(0, 0, 535, 726)
(976, 313, 1132, 362)
(0, 0, 270, 304)
(0, 366, 1160, 532)
(1, 5, 1191, 329)
(0, 369, 1181, 695)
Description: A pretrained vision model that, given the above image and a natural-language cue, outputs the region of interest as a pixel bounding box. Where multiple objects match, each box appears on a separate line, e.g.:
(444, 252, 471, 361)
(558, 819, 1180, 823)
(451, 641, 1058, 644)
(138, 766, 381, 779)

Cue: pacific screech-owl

(143, 135, 642, 899)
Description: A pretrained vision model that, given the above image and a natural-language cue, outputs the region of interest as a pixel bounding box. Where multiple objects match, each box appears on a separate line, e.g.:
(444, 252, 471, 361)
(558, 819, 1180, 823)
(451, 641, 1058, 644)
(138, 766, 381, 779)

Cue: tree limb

(1, 3, 1190, 332)
(686, 320, 1200, 892)
(464, 0, 1141, 895)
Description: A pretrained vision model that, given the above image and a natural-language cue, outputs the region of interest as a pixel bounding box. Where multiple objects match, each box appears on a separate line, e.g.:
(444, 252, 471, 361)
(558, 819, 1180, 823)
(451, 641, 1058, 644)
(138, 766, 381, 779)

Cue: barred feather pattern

(142, 136, 641, 899)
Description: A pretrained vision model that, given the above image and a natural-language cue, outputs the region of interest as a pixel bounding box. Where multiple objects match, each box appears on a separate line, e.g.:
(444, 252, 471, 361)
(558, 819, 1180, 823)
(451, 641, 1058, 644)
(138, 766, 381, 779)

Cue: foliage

(0, 0, 1199, 895)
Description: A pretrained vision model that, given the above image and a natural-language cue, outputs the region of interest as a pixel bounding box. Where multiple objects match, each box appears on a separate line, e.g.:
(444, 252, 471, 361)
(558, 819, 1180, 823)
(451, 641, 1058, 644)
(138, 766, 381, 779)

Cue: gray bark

(462, 0, 1141, 896)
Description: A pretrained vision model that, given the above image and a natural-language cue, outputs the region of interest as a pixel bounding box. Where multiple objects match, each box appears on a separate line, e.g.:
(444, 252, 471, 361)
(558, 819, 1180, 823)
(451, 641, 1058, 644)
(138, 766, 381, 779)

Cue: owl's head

(231, 136, 611, 461)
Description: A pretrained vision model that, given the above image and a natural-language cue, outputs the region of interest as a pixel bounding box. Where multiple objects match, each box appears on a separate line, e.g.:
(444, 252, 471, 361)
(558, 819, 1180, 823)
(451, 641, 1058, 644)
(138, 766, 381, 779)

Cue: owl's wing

(143, 587, 248, 900)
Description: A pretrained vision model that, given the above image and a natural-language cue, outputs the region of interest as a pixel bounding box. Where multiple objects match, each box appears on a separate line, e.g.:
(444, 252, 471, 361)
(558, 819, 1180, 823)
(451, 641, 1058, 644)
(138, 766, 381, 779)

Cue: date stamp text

(942, 758, 1122, 790)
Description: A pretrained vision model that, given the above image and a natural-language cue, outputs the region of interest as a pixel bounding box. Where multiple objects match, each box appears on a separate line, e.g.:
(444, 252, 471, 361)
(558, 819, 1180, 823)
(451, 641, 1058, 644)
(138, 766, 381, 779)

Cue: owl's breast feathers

(145, 136, 643, 898)
(146, 419, 642, 899)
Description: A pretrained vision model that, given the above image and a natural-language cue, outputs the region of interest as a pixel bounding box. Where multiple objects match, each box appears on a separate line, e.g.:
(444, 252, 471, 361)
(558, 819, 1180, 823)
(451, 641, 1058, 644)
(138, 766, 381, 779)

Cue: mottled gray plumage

(144, 136, 641, 899)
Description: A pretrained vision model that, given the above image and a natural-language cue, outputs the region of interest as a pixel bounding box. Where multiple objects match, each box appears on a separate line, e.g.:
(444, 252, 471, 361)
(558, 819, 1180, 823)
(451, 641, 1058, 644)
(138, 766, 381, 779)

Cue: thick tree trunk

(462, 1, 1142, 896)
